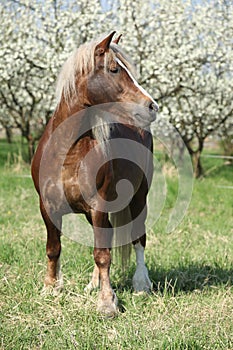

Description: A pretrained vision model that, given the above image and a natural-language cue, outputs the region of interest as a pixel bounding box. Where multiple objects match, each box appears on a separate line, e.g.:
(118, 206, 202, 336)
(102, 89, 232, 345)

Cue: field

(0, 138, 233, 349)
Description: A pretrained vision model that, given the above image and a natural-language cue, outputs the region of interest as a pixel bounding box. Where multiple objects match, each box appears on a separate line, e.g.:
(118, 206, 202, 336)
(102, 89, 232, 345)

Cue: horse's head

(56, 32, 158, 126)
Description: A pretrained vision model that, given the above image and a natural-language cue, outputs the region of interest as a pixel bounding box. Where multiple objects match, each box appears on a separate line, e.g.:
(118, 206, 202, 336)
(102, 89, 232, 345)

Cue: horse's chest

(61, 147, 113, 212)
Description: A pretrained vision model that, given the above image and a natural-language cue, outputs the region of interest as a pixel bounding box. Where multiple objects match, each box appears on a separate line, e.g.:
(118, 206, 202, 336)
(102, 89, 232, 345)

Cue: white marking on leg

(133, 242, 152, 292)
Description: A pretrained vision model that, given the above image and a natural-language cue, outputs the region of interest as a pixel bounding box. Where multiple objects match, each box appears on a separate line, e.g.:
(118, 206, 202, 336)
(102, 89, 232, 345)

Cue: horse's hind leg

(40, 200, 63, 294)
(84, 263, 100, 293)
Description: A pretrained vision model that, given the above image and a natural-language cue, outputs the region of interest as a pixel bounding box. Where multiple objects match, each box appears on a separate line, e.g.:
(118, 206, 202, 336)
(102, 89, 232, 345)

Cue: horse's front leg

(130, 188, 152, 293)
(133, 235, 152, 293)
(92, 211, 118, 316)
(40, 200, 63, 295)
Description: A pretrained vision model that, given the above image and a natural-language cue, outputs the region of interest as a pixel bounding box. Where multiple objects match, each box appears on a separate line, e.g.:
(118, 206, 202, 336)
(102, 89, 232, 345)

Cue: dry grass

(0, 147, 233, 349)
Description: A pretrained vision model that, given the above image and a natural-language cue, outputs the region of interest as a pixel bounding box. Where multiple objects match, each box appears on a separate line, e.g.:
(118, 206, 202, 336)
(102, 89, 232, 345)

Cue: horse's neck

(52, 100, 83, 130)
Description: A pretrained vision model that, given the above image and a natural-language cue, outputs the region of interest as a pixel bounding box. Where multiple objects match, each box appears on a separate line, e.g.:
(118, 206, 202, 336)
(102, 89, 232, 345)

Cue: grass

(0, 138, 233, 349)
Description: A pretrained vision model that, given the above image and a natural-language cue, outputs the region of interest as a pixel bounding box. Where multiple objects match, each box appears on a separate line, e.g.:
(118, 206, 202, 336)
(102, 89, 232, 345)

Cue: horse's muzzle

(149, 102, 159, 113)
(148, 102, 158, 122)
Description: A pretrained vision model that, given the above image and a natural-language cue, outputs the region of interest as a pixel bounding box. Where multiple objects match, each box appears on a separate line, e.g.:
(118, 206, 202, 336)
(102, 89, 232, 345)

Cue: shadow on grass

(112, 263, 233, 296)
(150, 264, 233, 294)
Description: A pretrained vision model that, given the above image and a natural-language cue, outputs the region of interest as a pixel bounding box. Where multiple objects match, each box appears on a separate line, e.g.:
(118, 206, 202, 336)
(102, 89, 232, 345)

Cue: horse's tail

(110, 206, 132, 269)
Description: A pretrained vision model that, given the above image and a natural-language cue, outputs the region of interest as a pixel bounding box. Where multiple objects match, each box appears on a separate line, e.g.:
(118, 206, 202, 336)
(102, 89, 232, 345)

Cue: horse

(31, 31, 159, 316)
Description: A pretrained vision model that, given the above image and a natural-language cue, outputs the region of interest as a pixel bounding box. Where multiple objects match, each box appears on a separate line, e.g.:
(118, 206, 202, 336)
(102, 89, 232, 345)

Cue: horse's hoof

(42, 276, 64, 296)
(41, 284, 53, 296)
(97, 292, 118, 318)
(133, 266, 152, 293)
(97, 303, 118, 318)
(41, 284, 63, 296)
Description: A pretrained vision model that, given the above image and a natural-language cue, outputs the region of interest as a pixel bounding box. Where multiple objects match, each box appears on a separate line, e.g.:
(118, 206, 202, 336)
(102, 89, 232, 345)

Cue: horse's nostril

(149, 102, 158, 112)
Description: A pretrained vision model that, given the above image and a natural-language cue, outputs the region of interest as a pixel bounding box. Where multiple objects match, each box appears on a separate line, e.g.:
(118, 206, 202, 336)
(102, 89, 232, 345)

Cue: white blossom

(0, 0, 232, 171)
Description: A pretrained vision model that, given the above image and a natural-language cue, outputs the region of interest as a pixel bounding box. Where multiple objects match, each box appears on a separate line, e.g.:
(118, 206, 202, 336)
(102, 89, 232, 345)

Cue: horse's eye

(110, 67, 120, 74)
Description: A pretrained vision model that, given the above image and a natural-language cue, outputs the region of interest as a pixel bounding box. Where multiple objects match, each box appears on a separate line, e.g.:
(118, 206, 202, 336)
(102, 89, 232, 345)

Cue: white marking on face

(115, 57, 159, 111)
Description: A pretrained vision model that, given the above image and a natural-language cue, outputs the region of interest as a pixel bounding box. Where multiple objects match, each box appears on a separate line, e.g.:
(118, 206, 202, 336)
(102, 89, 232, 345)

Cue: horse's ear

(95, 31, 116, 56)
(113, 34, 122, 45)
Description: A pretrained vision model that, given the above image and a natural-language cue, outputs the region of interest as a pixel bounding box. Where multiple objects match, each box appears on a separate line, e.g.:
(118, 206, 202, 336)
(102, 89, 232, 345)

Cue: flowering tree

(0, 0, 232, 174)
(0, 0, 109, 159)
(112, 0, 233, 177)
(218, 117, 233, 162)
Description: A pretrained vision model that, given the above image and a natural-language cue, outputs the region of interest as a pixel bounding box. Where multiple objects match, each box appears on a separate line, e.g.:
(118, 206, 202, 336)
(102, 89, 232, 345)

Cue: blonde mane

(55, 36, 136, 107)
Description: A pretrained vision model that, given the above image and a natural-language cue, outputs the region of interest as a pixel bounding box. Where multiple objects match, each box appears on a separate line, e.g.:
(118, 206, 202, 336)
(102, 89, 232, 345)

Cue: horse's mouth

(134, 110, 157, 126)
(149, 109, 157, 122)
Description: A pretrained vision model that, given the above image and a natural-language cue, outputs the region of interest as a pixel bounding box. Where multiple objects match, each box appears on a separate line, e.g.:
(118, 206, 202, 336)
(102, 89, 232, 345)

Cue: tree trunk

(192, 151, 203, 178)
(185, 137, 204, 179)
(28, 135, 35, 163)
(5, 127, 13, 143)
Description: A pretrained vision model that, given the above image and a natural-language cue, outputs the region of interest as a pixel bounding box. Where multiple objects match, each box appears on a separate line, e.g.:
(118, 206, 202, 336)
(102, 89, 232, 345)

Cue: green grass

(0, 138, 233, 349)
(0, 138, 29, 167)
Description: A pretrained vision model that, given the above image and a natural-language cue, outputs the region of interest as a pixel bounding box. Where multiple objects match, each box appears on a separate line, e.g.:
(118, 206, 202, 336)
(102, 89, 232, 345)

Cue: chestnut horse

(31, 32, 158, 316)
